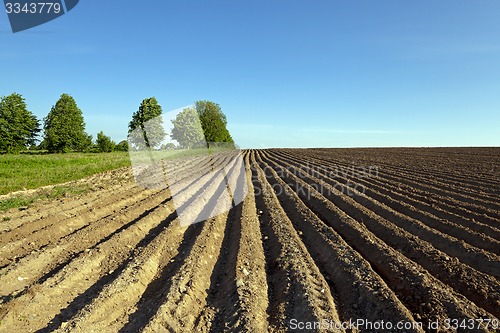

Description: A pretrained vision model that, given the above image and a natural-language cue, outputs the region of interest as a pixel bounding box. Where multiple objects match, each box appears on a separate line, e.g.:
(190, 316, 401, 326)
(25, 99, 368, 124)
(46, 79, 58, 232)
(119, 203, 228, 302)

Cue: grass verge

(0, 152, 131, 196)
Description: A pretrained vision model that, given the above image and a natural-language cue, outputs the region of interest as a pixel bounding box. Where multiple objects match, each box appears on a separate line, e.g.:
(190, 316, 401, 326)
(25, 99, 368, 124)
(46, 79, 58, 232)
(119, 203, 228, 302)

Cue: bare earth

(0, 148, 498, 332)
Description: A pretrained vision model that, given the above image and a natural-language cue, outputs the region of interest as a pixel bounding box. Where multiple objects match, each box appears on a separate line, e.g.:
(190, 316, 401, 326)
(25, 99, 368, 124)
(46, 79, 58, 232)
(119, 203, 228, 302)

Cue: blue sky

(1, 0, 499, 148)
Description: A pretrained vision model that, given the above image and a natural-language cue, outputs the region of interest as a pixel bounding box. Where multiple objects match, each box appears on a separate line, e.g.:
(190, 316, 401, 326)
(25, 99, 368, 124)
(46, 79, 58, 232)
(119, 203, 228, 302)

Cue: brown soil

(0, 148, 498, 332)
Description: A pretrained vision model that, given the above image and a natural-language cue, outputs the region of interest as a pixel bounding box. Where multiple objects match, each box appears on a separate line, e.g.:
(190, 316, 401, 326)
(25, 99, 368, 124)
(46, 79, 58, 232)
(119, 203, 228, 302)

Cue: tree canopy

(195, 100, 234, 145)
(170, 107, 205, 149)
(43, 94, 89, 153)
(97, 131, 116, 152)
(0, 93, 40, 153)
(128, 97, 166, 149)
(115, 140, 129, 152)
(170, 101, 234, 149)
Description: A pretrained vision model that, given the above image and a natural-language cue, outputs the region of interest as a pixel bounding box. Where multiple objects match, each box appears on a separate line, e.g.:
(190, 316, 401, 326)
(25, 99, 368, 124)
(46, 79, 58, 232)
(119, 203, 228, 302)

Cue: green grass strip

(0, 152, 131, 196)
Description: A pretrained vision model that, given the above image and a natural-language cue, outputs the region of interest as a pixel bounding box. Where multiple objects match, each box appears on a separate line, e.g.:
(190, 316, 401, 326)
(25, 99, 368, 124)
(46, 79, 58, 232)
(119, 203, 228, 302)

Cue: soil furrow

(259, 152, 499, 328)
(335, 154, 500, 198)
(278, 149, 500, 219)
(48, 215, 185, 333)
(0, 186, 150, 266)
(0, 192, 175, 332)
(272, 153, 500, 316)
(251, 152, 344, 333)
(298, 148, 500, 192)
(275, 149, 500, 220)
(261, 153, 500, 315)
(1, 147, 497, 332)
(268, 150, 500, 255)
(264, 151, 500, 278)
(0, 156, 204, 236)
(347, 154, 500, 196)
(120, 151, 241, 332)
(0, 188, 168, 300)
(254, 151, 421, 331)
(196, 151, 269, 333)
(275, 149, 500, 235)
(0, 167, 135, 232)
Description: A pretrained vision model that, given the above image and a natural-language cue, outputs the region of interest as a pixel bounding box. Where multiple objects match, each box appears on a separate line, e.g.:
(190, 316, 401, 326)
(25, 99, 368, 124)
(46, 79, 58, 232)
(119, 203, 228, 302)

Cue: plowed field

(1, 148, 499, 332)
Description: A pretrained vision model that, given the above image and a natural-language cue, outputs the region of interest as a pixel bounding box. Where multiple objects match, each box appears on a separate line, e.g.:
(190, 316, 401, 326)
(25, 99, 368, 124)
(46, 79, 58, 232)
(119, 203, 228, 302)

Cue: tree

(161, 142, 176, 150)
(96, 131, 116, 152)
(37, 138, 48, 151)
(195, 100, 234, 145)
(0, 93, 40, 153)
(82, 134, 94, 152)
(128, 97, 166, 149)
(115, 140, 129, 152)
(43, 94, 89, 153)
(170, 107, 205, 149)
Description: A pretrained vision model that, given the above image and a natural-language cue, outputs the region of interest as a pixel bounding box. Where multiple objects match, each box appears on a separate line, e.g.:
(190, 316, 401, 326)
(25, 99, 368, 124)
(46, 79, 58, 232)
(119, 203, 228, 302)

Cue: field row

(0, 148, 498, 332)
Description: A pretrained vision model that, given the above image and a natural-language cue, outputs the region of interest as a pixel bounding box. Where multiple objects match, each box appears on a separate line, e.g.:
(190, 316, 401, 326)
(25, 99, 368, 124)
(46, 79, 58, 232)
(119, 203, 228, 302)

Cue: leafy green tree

(43, 94, 89, 153)
(195, 100, 234, 145)
(82, 134, 94, 152)
(128, 97, 166, 149)
(115, 140, 129, 152)
(161, 142, 176, 150)
(170, 107, 205, 149)
(0, 93, 40, 153)
(96, 131, 116, 152)
(37, 138, 48, 151)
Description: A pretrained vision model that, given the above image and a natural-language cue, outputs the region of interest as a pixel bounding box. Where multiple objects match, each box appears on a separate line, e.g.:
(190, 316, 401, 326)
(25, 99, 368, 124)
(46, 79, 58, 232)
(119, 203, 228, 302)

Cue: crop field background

(0, 148, 498, 332)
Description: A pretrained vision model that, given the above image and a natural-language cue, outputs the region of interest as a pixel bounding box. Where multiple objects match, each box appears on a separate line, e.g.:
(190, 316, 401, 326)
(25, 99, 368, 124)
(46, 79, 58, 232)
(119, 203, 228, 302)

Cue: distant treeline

(0, 93, 233, 154)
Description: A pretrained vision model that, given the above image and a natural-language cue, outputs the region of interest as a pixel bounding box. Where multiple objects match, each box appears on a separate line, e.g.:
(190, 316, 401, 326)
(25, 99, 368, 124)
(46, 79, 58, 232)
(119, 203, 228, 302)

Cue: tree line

(0, 93, 233, 154)
(128, 98, 234, 150)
